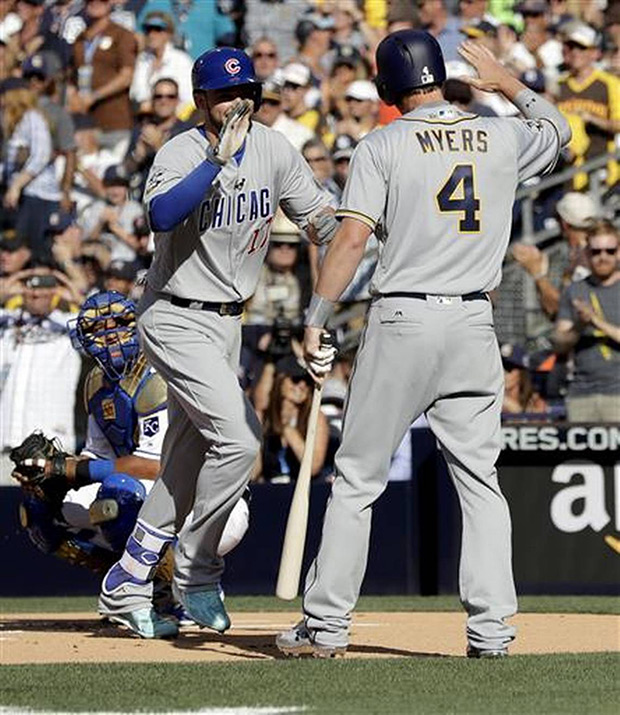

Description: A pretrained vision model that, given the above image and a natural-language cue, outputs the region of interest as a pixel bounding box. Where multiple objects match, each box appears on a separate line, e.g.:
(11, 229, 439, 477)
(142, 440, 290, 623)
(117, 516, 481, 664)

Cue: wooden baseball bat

(275, 380, 324, 600)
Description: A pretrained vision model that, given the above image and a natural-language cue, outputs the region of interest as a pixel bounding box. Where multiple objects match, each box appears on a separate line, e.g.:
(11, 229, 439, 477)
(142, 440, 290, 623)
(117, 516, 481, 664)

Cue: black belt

(382, 291, 488, 302)
(168, 295, 245, 316)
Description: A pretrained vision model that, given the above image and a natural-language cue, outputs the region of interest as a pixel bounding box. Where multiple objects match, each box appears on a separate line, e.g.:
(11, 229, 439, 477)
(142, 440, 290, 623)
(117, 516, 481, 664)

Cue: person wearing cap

(7, 0, 69, 75)
(245, 208, 305, 331)
(417, 0, 467, 63)
(0, 0, 22, 47)
(23, 51, 77, 213)
(250, 37, 280, 82)
(254, 353, 329, 483)
(44, 208, 90, 295)
(0, 265, 82, 453)
(331, 133, 357, 193)
(512, 191, 600, 319)
(336, 79, 381, 140)
(103, 258, 139, 296)
(125, 78, 193, 199)
(458, 0, 499, 28)
(557, 21, 620, 189)
(81, 165, 143, 263)
(480, 3, 562, 97)
(1, 76, 61, 264)
(323, 44, 366, 124)
(254, 79, 315, 152)
(552, 221, 620, 423)
(500, 342, 549, 416)
(69, 0, 138, 159)
(281, 62, 321, 133)
(130, 11, 193, 112)
(136, 0, 235, 60)
(0, 230, 33, 304)
(330, 0, 368, 53)
(294, 12, 334, 82)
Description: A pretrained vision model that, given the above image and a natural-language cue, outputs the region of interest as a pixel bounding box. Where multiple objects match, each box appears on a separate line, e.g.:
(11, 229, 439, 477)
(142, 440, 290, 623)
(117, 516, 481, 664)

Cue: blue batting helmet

(93, 474, 147, 553)
(375, 30, 446, 105)
(70, 291, 140, 382)
(192, 47, 262, 110)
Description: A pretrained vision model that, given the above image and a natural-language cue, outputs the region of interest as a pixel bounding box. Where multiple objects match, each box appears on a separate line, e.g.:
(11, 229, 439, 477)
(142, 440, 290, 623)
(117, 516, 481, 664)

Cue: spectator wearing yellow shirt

(557, 22, 620, 189)
(280, 62, 321, 134)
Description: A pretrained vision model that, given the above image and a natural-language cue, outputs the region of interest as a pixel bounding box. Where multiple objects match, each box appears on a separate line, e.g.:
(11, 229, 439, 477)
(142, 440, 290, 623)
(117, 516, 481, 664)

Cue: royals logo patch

(142, 415, 160, 437)
(102, 399, 116, 421)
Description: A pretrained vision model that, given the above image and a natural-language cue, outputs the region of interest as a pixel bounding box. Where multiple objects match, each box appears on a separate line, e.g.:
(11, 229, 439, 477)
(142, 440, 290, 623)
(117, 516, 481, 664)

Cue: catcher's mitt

(10, 432, 76, 503)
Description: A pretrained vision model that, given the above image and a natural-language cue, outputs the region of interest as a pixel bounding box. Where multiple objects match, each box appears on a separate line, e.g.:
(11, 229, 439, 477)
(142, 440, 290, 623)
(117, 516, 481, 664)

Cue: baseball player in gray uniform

(277, 33, 571, 658)
(97, 47, 336, 638)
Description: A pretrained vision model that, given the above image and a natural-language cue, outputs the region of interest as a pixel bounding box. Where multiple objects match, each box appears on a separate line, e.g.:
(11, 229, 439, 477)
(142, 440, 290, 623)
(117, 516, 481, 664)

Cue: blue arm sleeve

(149, 160, 222, 232)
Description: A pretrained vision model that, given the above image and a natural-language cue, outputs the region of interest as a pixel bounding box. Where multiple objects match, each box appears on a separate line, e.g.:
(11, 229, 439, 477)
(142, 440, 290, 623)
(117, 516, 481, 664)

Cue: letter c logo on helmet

(224, 58, 241, 76)
(374, 30, 446, 106)
(192, 47, 262, 110)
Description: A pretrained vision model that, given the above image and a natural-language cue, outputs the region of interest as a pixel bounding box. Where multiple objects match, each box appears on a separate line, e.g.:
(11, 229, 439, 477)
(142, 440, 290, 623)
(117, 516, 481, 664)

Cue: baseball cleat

(466, 645, 509, 659)
(175, 586, 231, 633)
(276, 622, 347, 658)
(107, 607, 179, 639)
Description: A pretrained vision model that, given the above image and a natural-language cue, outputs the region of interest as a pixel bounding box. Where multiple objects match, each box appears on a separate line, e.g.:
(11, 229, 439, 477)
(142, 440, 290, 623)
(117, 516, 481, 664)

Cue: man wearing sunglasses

(553, 221, 620, 423)
(124, 78, 193, 199)
(557, 22, 620, 189)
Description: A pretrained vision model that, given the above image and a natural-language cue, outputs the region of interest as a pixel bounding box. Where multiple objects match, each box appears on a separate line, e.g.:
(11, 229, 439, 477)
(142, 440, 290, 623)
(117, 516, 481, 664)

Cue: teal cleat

(176, 586, 231, 633)
(107, 608, 179, 639)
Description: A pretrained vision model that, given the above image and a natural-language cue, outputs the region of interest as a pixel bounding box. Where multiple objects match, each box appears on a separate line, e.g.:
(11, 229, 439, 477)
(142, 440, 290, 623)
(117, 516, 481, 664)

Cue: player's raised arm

(458, 41, 571, 146)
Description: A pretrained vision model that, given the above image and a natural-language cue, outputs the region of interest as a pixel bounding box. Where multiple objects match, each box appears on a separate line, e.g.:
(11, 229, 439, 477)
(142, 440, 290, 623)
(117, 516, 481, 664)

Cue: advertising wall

(1, 424, 618, 596)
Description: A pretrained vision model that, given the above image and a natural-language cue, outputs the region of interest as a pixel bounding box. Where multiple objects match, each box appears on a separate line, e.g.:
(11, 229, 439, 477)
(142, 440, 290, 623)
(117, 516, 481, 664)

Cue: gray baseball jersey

(300, 101, 563, 654)
(337, 103, 561, 295)
(144, 122, 328, 302)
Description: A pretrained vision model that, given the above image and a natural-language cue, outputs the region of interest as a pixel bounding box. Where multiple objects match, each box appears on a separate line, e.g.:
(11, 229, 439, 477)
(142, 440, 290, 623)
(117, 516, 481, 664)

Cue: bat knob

(320, 330, 336, 349)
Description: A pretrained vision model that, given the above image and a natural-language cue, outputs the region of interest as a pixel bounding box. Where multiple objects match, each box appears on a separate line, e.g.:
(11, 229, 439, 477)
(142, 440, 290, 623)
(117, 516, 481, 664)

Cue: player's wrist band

(76, 459, 114, 485)
(305, 293, 335, 328)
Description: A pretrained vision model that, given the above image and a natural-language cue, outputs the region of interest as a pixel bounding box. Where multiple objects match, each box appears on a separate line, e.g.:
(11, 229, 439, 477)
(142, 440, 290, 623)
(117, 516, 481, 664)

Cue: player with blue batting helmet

(92, 474, 148, 553)
(374, 30, 446, 105)
(70, 291, 140, 382)
(191, 47, 262, 111)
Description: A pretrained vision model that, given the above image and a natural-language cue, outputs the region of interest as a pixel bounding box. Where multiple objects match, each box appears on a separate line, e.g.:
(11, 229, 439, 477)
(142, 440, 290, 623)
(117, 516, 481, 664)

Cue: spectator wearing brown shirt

(69, 0, 137, 160)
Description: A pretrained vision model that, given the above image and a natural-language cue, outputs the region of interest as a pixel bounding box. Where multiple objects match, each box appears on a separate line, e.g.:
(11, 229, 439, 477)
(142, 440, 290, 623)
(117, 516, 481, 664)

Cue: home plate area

(1, 611, 617, 664)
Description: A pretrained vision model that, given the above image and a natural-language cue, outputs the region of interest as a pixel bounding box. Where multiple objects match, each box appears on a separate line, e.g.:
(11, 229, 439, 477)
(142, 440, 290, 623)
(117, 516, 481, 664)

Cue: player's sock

(101, 519, 173, 593)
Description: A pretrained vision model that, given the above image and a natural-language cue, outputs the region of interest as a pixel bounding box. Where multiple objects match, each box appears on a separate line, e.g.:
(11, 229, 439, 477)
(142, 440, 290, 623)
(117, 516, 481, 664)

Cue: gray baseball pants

(303, 295, 517, 651)
(136, 290, 261, 591)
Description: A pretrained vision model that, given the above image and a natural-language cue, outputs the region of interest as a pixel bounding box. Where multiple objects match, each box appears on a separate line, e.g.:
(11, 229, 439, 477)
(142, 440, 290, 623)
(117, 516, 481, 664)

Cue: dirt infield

(1, 611, 618, 664)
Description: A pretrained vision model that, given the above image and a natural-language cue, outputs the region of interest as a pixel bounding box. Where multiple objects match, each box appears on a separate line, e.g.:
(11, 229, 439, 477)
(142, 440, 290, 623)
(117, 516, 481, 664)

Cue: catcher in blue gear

(11, 291, 249, 635)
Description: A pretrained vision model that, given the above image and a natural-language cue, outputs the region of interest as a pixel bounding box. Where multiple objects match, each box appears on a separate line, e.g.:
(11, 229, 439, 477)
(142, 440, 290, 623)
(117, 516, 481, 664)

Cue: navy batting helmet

(375, 30, 446, 105)
(192, 47, 262, 110)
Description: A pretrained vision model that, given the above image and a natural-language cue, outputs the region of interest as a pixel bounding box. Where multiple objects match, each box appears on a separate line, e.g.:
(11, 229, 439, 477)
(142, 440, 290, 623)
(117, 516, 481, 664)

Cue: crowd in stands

(1, 0, 619, 483)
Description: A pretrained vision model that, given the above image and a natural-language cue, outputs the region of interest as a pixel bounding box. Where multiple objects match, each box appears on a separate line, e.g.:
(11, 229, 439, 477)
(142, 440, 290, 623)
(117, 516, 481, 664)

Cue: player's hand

(213, 98, 253, 165)
(457, 40, 512, 93)
(303, 327, 337, 383)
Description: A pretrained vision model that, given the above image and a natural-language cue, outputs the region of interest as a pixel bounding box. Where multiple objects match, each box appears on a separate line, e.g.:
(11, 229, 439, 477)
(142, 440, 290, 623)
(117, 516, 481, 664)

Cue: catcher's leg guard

(98, 519, 178, 639)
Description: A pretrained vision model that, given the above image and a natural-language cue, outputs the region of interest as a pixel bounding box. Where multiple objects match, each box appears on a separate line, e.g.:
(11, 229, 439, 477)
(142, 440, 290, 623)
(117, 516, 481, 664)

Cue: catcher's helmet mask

(192, 47, 262, 112)
(374, 30, 447, 106)
(70, 291, 140, 381)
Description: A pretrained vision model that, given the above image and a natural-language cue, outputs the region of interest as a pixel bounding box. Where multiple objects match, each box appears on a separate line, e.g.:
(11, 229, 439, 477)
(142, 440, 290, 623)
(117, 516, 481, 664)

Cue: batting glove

(213, 98, 253, 165)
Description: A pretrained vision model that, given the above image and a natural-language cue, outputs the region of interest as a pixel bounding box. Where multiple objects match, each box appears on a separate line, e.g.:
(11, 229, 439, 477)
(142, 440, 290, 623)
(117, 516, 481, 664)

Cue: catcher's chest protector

(86, 360, 153, 456)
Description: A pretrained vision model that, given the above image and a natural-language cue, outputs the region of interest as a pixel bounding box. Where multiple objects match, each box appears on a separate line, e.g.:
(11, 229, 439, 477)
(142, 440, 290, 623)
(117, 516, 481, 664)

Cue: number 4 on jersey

(436, 164, 480, 233)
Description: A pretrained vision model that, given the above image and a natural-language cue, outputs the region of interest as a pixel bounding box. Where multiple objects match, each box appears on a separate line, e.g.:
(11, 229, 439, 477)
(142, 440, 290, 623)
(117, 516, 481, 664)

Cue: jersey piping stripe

(397, 115, 479, 126)
(336, 208, 377, 229)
